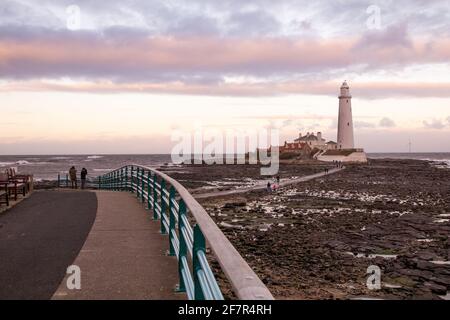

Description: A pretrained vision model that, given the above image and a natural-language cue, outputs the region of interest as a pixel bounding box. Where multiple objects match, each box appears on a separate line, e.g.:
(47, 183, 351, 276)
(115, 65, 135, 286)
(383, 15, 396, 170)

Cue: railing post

(57, 174, 60, 188)
(65, 174, 68, 188)
(147, 171, 151, 210)
(98, 176, 101, 190)
(119, 168, 123, 191)
(122, 168, 125, 191)
(125, 166, 128, 191)
(141, 169, 145, 203)
(177, 199, 187, 293)
(193, 224, 206, 300)
(134, 166, 137, 193)
(168, 186, 176, 256)
(152, 174, 158, 220)
(134, 167, 137, 196)
(129, 166, 132, 192)
(136, 167, 141, 199)
(160, 180, 167, 234)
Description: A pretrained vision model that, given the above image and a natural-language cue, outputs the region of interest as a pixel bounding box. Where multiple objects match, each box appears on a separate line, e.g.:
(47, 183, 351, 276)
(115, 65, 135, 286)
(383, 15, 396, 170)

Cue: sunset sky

(1, 0, 449, 154)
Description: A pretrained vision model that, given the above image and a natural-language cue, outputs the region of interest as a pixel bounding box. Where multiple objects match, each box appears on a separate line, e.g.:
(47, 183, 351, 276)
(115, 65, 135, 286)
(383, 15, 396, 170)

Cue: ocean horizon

(1, 152, 449, 181)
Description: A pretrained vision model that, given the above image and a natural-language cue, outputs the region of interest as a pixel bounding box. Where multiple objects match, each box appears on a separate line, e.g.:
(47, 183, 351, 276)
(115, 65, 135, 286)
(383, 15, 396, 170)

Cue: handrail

(56, 174, 98, 189)
(97, 164, 274, 300)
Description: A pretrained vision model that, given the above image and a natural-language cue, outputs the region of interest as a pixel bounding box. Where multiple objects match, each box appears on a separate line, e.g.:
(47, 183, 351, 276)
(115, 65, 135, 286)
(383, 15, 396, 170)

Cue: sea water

(368, 152, 450, 168)
(0, 154, 171, 181)
(0, 153, 448, 181)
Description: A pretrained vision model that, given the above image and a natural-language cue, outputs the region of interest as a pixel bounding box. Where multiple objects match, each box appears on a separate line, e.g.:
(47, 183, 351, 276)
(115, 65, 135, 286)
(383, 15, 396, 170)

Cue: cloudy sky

(1, 0, 449, 154)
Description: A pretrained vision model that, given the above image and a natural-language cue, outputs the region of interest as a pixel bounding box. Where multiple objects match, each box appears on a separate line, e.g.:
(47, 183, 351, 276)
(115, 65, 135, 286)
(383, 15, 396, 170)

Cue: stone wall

(317, 151, 367, 163)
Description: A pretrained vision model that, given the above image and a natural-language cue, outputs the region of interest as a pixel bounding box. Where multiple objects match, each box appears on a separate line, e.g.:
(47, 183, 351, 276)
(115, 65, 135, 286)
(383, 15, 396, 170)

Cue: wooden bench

(3, 169, 27, 201)
(6, 168, 32, 192)
(0, 173, 10, 206)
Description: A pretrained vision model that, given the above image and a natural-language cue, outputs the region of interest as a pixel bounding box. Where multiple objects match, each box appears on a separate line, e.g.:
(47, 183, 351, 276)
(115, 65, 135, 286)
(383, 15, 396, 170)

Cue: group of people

(324, 160, 345, 174)
(333, 160, 344, 168)
(266, 175, 281, 192)
(68, 166, 88, 189)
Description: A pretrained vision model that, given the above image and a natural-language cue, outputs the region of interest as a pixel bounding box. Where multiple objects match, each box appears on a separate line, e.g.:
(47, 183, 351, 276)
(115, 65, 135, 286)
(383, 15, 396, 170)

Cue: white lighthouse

(316, 81, 367, 163)
(337, 81, 354, 150)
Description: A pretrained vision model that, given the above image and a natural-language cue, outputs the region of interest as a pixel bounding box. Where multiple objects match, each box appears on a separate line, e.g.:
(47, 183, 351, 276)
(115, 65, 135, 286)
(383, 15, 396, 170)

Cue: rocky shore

(30, 158, 450, 299)
(173, 159, 449, 300)
(159, 160, 330, 193)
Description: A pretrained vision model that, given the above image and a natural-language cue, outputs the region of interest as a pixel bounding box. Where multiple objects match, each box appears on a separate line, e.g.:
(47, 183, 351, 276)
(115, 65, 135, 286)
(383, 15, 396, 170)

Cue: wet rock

(417, 252, 438, 261)
(429, 276, 450, 287)
(398, 268, 433, 281)
(223, 201, 246, 208)
(198, 159, 450, 299)
(424, 282, 447, 295)
(416, 260, 438, 271)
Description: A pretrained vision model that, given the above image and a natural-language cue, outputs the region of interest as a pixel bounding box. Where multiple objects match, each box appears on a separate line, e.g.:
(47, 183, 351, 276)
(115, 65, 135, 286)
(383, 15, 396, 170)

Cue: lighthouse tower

(337, 81, 354, 149)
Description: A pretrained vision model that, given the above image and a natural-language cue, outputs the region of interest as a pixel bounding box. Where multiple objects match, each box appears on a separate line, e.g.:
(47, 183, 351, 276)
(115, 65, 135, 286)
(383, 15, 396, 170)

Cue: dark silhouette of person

(81, 168, 88, 189)
(69, 166, 77, 189)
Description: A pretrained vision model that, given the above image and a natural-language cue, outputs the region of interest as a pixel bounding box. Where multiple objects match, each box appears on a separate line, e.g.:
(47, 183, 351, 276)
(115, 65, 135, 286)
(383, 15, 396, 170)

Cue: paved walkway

(194, 167, 344, 199)
(0, 191, 97, 299)
(0, 190, 183, 300)
(53, 191, 184, 300)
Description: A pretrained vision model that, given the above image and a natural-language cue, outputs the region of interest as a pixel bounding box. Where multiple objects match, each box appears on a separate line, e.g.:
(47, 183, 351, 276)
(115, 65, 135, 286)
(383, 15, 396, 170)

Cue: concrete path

(194, 167, 344, 199)
(52, 191, 184, 300)
(0, 191, 97, 299)
(0, 190, 184, 300)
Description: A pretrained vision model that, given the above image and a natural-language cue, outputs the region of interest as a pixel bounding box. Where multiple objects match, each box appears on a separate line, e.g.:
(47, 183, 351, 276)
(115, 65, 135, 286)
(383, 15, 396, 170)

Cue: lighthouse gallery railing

(97, 164, 273, 300)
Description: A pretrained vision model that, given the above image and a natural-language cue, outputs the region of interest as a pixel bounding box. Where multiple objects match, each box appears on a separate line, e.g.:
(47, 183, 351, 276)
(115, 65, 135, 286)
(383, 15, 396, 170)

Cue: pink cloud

(1, 33, 450, 77)
(2, 79, 450, 98)
(1, 29, 450, 98)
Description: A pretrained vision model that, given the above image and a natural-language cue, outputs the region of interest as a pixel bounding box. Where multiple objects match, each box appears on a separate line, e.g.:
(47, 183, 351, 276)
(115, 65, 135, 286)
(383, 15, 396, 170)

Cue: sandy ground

(166, 159, 449, 300)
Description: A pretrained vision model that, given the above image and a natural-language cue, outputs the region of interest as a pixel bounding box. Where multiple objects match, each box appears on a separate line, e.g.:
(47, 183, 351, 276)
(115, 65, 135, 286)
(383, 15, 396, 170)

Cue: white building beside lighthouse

(317, 81, 367, 163)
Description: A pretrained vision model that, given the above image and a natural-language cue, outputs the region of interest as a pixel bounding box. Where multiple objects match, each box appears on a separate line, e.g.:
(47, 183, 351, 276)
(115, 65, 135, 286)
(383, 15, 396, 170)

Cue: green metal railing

(98, 164, 273, 301)
(57, 173, 69, 188)
(57, 173, 96, 189)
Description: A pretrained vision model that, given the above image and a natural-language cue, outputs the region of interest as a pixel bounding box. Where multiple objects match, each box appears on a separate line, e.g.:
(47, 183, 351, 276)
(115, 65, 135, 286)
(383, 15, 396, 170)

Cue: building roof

(326, 141, 337, 144)
(284, 141, 307, 147)
(294, 134, 319, 142)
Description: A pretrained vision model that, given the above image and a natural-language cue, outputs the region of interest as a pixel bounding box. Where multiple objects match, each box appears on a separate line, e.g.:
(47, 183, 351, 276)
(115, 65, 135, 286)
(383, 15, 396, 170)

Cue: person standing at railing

(81, 168, 88, 189)
(69, 166, 77, 189)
